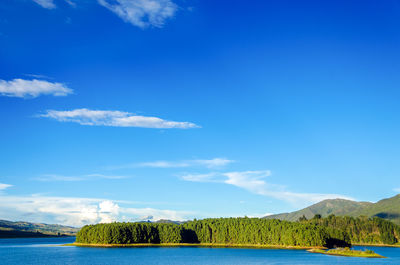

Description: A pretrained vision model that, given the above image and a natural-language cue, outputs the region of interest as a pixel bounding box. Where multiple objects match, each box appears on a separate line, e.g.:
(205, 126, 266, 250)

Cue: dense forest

(76, 217, 350, 248)
(303, 215, 400, 245)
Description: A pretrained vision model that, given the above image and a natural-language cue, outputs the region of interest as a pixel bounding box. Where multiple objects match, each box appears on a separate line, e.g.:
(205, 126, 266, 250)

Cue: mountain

(154, 219, 183, 225)
(348, 194, 400, 225)
(264, 194, 400, 225)
(0, 219, 79, 237)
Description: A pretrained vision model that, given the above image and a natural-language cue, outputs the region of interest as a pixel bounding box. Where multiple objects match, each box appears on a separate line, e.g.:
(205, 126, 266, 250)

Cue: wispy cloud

(137, 158, 233, 169)
(24, 74, 53, 79)
(32, 0, 76, 9)
(32, 0, 56, 9)
(65, 0, 76, 7)
(180, 170, 353, 206)
(31, 0, 178, 28)
(34, 173, 129, 182)
(181, 173, 219, 182)
(0, 79, 73, 98)
(394, 188, 400, 193)
(0, 195, 192, 226)
(0, 183, 12, 190)
(98, 0, 178, 28)
(38, 108, 199, 129)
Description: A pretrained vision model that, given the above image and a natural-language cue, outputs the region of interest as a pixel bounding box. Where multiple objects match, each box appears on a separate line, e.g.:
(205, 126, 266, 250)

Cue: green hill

(264, 199, 372, 222)
(349, 195, 400, 225)
(265, 194, 400, 225)
(0, 219, 79, 237)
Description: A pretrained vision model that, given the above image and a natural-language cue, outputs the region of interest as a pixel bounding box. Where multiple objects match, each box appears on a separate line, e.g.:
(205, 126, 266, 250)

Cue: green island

(72, 216, 400, 258)
(74, 217, 349, 248)
(308, 247, 385, 258)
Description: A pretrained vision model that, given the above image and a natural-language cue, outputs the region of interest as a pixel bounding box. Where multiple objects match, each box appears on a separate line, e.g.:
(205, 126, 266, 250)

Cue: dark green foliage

(307, 215, 400, 245)
(298, 215, 308, 222)
(76, 217, 350, 248)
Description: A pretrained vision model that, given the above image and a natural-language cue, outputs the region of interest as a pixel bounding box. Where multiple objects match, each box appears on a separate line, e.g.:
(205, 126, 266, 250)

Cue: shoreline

(354, 243, 400, 248)
(67, 242, 327, 250)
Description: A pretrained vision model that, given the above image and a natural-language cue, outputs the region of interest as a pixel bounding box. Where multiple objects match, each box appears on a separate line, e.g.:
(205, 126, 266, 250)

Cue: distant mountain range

(0, 219, 79, 238)
(264, 194, 400, 225)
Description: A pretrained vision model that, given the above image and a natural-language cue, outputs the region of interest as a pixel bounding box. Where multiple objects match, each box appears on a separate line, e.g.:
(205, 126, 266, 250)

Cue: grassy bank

(308, 248, 385, 258)
(68, 242, 326, 250)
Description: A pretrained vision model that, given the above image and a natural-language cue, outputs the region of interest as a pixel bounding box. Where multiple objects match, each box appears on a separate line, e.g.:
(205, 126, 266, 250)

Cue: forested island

(74, 215, 400, 254)
(75, 217, 350, 248)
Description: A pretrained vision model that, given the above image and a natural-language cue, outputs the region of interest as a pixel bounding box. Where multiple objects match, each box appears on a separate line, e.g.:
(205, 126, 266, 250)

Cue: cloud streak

(0, 183, 12, 190)
(0, 195, 192, 226)
(180, 170, 353, 206)
(32, 0, 56, 9)
(98, 0, 178, 28)
(34, 174, 129, 182)
(0, 79, 73, 98)
(39, 108, 199, 129)
(137, 158, 234, 168)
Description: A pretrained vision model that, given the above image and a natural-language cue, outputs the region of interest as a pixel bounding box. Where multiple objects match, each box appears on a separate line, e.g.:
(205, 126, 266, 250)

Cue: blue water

(1, 237, 400, 264)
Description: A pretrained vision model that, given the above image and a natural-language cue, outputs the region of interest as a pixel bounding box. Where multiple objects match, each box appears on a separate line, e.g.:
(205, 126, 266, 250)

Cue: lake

(1, 237, 400, 264)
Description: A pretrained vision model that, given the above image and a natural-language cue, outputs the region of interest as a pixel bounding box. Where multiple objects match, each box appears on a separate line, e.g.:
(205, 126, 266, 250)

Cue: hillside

(265, 194, 400, 224)
(264, 199, 372, 222)
(349, 194, 400, 225)
(0, 219, 79, 237)
(0, 228, 55, 238)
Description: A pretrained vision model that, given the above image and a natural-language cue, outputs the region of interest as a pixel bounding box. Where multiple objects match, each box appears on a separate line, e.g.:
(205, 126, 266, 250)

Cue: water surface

(1, 237, 400, 265)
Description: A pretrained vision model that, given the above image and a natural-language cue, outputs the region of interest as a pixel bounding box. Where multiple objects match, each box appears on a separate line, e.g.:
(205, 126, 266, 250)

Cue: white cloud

(39, 108, 199, 129)
(32, 0, 56, 9)
(180, 170, 353, 206)
(0, 79, 73, 98)
(195, 158, 234, 168)
(181, 173, 219, 182)
(0, 183, 12, 190)
(34, 174, 129, 182)
(98, 0, 177, 28)
(0, 195, 192, 226)
(137, 158, 233, 168)
(394, 188, 400, 193)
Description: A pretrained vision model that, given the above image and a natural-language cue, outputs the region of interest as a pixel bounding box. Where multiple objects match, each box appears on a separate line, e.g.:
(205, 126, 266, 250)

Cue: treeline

(76, 217, 350, 248)
(0, 229, 57, 238)
(303, 215, 400, 245)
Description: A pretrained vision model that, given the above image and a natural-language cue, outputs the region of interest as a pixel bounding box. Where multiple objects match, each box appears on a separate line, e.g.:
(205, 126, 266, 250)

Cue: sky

(0, 0, 400, 227)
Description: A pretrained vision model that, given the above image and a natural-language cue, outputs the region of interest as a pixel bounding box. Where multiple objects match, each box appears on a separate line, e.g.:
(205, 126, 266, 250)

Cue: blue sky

(1, 0, 400, 226)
